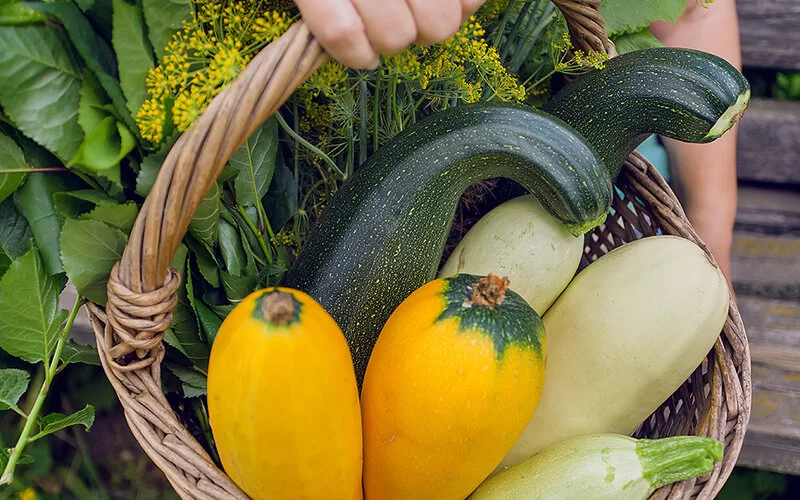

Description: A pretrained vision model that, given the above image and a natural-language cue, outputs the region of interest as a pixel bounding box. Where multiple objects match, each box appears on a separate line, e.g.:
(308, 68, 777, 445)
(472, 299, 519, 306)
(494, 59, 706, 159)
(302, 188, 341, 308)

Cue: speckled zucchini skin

(543, 47, 751, 178)
(283, 103, 611, 385)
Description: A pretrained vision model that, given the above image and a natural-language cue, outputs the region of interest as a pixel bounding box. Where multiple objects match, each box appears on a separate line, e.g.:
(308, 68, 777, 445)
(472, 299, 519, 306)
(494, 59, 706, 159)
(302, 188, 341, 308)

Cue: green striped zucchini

(543, 47, 751, 178)
(284, 103, 611, 384)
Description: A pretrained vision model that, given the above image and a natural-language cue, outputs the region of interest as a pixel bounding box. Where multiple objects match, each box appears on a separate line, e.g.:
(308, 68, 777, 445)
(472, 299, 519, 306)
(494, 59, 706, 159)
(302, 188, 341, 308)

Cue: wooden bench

(734, 0, 800, 476)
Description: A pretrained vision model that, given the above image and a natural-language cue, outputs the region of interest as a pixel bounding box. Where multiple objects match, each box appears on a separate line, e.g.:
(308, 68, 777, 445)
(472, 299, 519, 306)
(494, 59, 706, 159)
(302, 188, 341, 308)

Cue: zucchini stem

(637, 436, 723, 489)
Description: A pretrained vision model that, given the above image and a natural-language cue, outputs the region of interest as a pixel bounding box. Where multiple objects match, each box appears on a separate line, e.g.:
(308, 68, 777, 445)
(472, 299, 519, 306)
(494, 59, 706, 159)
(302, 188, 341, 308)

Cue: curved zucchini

(543, 47, 751, 178)
(284, 103, 611, 384)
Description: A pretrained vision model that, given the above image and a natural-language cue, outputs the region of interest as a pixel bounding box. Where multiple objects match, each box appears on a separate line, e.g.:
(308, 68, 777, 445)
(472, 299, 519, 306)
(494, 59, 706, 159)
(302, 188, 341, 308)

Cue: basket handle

(88, 5, 613, 498)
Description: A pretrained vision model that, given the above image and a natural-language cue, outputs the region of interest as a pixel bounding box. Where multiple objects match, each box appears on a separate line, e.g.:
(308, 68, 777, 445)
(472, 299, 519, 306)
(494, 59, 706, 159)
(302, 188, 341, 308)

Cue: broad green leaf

(0, 25, 84, 161)
(218, 218, 245, 276)
(185, 236, 220, 288)
(71, 115, 136, 172)
(0, 120, 61, 168)
(32, 1, 136, 133)
(0, 248, 68, 364)
(60, 340, 100, 366)
(165, 363, 206, 398)
(142, 0, 191, 61)
(229, 118, 278, 207)
(189, 182, 220, 247)
(228, 204, 267, 263)
(0, 199, 32, 261)
(80, 202, 139, 234)
(220, 243, 257, 303)
(69, 71, 134, 179)
(0, 2, 43, 26)
(76, 0, 113, 42)
(36, 404, 95, 438)
(193, 299, 222, 346)
(0, 132, 29, 203)
(135, 151, 162, 197)
(0, 252, 10, 278)
(0, 448, 34, 468)
(60, 219, 127, 305)
(0, 368, 30, 410)
(612, 29, 664, 55)
(600, 0, 686, 36)
(112, 0, 155, 117)
(53, 189, 120, 220)
(14, 173, 83, 275)
(264, 154, 297, 232)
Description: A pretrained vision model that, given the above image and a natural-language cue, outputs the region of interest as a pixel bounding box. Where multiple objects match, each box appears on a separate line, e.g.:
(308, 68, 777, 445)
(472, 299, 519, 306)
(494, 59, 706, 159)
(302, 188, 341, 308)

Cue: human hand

(294, 0, 486, 69)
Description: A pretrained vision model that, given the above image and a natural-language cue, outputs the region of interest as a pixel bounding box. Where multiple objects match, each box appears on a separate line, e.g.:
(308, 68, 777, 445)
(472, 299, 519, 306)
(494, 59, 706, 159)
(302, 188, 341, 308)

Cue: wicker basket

(85, 1, 751, 498)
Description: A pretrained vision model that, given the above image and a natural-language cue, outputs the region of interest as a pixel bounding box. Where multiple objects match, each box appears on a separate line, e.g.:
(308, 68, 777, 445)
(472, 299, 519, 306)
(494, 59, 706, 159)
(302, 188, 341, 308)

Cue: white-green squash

(498, 235, 730, 470)
(439, 195, 584, 314)
(471, 434, 723, 500)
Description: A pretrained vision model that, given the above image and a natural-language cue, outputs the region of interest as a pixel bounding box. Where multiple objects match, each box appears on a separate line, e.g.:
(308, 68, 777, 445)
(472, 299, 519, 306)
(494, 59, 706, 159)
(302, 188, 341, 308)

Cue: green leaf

(218, 218, 245, 276)
(165, 363, 206, 398)
(189, 182, 220, 247)
(60, 219, 127, 305)
(600, 0, 686, 36)
(32, 1, 136, 133)
(612, 29, 665, 56)
(229, 118, 278, 207)
(71, 115, 136, 172)
(0, 131, 29, 203)
(0, 199, 32, 262)
(0, 248, 68, 364)
(142, 0, 191, 61)
(76, 0, 113, 41)
(60, 340, 100, 366)
(0, 368, 30, 410)
(0, 2, 43, 27)
(36, 404, 95, 439)
(263, 154, 297, 232)
(0, 448, 34, 468)
(69, 71, 135, 180)
(0, 120, 61, 168)
(193, 299, 222, 346)
(80, 202, 139, 234)
(165, 243, 209, 368)
(53, 189, 119, 220)
(112, 0, 155, 118)
(13, 173, 83, 276)
(185, 236, 220, 288)
(135, 148, 167, 197)
(0, 25, 84, 162)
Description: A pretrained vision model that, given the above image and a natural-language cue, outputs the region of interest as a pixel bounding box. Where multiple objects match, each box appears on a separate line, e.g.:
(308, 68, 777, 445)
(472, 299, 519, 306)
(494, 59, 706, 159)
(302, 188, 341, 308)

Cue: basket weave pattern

(86, 2, 751, 499)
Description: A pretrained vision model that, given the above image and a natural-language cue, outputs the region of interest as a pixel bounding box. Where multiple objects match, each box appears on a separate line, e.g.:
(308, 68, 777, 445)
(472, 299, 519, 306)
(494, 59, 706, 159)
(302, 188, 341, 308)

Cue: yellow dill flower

(173, 85, 211, 132)
(303, 61, 348, 98)
(145, 66, 171, 99)
(252, 11, 294, 42)
(18, 488, 37, 500)
(477, 0, 508, 22)
(301, 101, 332, 133)
(383, 50, 421, 80)
(136, 97, 167, 143)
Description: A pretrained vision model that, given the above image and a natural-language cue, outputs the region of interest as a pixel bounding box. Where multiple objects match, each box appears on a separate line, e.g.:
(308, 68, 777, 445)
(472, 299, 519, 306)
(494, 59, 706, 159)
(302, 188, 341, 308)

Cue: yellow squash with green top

(361, 274, 547, 500)
(207, 287, 362, 500)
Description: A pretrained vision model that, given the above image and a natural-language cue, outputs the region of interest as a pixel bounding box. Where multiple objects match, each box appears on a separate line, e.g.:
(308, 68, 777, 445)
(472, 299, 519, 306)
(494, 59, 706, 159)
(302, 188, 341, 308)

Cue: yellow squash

(207, 287, 362, 500)
(361, 274, 547, 500)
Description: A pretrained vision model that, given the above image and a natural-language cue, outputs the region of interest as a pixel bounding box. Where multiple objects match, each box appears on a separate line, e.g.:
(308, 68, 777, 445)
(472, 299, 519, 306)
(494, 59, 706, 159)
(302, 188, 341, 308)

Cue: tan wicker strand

(84, 2, 751, 498)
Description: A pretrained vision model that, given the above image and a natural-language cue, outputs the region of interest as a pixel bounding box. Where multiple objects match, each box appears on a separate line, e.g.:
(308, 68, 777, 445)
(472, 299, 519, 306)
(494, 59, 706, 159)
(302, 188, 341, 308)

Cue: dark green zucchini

(283, 103, 611, 384)
(543, 47, 751, 178)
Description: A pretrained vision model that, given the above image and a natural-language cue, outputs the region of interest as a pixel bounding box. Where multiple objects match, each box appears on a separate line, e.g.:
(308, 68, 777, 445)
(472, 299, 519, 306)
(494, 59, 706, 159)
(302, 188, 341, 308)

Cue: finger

(294, 0, 379, 69)
(405, 0, 463, 46)
(351, 0, 417, 55)
(460, 0, 487, 21)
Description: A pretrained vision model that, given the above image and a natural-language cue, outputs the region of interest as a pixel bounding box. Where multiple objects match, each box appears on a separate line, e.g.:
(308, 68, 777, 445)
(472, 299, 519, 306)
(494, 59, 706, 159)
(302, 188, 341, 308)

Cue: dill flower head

(136, 0, 297, 146)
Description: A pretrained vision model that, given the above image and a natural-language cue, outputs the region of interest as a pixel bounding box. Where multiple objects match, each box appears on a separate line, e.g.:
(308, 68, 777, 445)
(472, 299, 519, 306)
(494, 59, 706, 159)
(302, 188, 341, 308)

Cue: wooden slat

(739, 0, 800, 70)
(735, 296, 800, 474)
(736, 185, 800, 235)
(731, 232, 800, 299)
(737, 98, 800, 185)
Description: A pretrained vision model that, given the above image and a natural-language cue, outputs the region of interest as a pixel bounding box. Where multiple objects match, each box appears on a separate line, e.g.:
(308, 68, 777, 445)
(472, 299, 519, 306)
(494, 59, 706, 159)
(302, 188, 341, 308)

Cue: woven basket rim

(86, 2, 751, 499)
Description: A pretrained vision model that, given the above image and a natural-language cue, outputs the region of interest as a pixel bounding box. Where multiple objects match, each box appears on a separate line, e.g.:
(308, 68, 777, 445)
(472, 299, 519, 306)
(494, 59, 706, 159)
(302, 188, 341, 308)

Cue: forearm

(650, 1, 742, 286)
